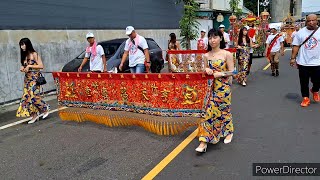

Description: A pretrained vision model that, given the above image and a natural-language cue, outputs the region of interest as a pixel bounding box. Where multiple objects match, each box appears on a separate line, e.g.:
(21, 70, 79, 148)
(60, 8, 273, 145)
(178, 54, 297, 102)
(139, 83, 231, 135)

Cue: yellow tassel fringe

(59, 107, 200, 135)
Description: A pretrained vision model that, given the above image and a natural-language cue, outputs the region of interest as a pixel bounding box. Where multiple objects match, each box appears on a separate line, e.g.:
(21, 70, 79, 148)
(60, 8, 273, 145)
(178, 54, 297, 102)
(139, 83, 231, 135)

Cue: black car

(62, 38, 164, 73)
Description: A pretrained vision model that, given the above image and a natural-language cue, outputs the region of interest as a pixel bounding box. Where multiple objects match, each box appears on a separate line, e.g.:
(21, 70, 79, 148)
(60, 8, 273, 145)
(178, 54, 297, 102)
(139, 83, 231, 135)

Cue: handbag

(36, 72, 47, 86)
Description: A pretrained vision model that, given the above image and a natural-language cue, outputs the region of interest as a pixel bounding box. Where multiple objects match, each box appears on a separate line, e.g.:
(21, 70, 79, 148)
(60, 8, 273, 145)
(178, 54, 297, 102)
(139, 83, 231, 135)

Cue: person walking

(78, 32, 107, 73)
(167, 33, 181, 72)
(119, 26, 150, 73)
(247, 25, 259, 75)
(265, 25, 285, 77)
(196, 28, 235, 153)
(219, 24, 231, 49)
(16, 38, 50, 124)
(236, 27, 253, 86)
(290, 14, 320, 107)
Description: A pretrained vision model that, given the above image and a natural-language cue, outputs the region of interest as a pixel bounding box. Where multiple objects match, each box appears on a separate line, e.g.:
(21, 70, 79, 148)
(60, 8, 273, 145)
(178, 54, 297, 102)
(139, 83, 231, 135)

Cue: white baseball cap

(125, 26, 135, 35)
(244, 26, 250, 30)
(86, 32, 94, 39)
(201, 29, 206, 33)
(219, 24, 225, 28)
(269, 24, 277, 30)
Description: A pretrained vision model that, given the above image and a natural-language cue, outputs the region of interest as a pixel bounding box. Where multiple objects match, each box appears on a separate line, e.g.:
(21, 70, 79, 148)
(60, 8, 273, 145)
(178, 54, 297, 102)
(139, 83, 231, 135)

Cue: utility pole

(258, 0, 260, 16)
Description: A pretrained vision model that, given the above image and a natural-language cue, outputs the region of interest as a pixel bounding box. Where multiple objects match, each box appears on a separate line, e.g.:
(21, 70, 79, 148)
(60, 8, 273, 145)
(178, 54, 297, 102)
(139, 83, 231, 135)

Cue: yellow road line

(263, 63, 271, 71)
(143, 48, 295, 178)
(142, 128, 199, 180)
(262, 49, 291, 71)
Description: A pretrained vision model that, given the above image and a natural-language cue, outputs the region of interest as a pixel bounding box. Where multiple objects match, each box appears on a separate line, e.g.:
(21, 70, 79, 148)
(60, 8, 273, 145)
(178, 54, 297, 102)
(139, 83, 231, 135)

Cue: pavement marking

(142, 128, 198, 180)
(0, 107, 67, 130)
(262, 49, 292, 71)
(263, 63, 271, 70)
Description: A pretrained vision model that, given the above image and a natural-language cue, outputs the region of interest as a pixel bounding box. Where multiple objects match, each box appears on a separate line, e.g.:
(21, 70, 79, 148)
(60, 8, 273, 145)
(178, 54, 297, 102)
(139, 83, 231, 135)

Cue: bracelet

(290, 58, 296, 61)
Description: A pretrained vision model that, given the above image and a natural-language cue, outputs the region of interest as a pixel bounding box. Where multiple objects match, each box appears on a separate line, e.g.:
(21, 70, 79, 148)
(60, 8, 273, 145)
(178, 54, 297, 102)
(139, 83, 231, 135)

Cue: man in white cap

(78, 32, 106, 72)
(119, 26, 150, 73)
(265, 25, 284, 77)
(219, 24, 230, 48)
(197, 29, 208, 50)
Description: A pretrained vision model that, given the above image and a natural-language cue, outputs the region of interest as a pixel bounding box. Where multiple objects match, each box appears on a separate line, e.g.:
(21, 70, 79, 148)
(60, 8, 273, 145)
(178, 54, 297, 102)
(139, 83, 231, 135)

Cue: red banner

(53, 72, 213, 118)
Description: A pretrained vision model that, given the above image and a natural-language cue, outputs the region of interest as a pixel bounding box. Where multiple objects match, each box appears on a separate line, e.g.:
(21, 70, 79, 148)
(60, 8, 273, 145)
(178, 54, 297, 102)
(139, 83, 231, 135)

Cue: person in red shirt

(197, 29, 208, 50)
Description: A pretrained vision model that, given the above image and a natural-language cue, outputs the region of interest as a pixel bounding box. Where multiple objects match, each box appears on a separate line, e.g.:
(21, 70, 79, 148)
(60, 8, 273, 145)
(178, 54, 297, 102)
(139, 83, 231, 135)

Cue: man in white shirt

(78, 32, 106, 72)
(119, 26, 150, 73)
(265, 26, 285, 76)
(197, 29, 208, 50)
(219, 24, 230, 49)
(290, 14, 320, 107)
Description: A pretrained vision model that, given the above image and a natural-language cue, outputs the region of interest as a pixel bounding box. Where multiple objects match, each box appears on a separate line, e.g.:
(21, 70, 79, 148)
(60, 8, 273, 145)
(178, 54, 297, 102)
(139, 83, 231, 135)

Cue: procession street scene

(1, 0, 320, 179)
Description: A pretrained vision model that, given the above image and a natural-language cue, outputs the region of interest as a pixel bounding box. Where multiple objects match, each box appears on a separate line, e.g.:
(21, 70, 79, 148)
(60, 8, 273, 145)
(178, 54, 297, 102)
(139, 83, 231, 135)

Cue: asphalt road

(1, 51, 319, 180)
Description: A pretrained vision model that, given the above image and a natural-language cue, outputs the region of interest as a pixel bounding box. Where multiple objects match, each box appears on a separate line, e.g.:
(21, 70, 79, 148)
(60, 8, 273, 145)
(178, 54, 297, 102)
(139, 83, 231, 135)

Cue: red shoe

(310, 89, 320, 102)
(301, 97, 311, 107)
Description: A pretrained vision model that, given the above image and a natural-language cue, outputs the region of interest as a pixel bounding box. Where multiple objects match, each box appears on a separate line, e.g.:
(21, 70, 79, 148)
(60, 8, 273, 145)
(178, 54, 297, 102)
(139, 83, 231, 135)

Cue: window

(77, 51, 86, 59)
(147, 40, 160, 50)
(102, 43, 121, 56)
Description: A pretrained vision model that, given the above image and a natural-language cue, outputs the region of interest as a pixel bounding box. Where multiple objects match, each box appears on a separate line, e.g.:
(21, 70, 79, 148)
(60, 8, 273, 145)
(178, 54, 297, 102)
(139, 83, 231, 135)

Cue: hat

(125, 26, 135, 35)
(269, 24, 277, 30)
(219, 24, 225, 28)
(86, 32, 94, 39)
(201, 29, 206, 33)
(244, 26, 250, 30)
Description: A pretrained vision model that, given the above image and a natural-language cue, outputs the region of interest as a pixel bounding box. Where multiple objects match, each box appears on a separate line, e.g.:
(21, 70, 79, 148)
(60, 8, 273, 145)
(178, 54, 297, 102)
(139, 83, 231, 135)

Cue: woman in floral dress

(236, 27, 253, 86)
(196, 29, 235, 153)
(167, 33, 181, 72)
(16, 38, 50, 124)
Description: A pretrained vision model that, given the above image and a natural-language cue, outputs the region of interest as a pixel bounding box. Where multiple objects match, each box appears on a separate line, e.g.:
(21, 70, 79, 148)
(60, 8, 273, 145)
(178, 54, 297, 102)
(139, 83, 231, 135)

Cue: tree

(229, 0, 243, 17)
(176, 0, 200, 49)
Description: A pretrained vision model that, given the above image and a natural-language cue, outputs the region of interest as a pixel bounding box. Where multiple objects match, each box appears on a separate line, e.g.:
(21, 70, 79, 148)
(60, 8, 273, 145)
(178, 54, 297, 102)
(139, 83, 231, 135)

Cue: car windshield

(147, 40, 160, 49)
(77, 43, 121, 59)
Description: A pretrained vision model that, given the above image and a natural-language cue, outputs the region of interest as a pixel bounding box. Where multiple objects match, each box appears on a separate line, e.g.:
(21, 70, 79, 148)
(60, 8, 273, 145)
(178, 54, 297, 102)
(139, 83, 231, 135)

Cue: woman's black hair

(19, 38, 36, 66)
(238, 27, 250, 46)
(207, 28, 226, 51)
(169, 33, 177, 49)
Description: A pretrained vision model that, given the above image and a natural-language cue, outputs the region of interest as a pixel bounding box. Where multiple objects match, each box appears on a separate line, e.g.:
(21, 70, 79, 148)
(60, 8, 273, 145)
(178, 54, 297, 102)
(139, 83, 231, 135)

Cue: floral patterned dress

(16, 59, 50, 117)
(198, 59, 234, 144)
(237, 43, 250, 84)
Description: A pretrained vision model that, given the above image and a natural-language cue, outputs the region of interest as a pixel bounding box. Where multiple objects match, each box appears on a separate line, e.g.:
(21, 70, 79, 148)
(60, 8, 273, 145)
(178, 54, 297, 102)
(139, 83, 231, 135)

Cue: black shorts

(249, 53, 253, 65)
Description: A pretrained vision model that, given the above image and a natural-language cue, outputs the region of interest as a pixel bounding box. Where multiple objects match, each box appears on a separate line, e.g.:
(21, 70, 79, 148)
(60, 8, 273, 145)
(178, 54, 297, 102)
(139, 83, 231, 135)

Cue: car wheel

(150, 61, 162, 73)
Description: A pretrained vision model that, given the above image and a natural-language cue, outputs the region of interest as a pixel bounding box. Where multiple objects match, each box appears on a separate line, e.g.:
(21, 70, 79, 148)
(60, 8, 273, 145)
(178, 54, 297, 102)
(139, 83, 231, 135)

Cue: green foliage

(176, 0, 200, 49)
(229, 0, 243, 17)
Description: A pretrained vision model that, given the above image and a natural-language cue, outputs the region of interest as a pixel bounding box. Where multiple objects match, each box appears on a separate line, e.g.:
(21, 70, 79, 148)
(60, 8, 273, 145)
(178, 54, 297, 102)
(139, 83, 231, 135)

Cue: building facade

(0, 0, 183, 104)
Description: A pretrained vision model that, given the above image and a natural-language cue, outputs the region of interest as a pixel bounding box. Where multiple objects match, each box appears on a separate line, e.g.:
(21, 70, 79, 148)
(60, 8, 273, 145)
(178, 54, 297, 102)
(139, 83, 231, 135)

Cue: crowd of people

(16, 15, 319, 155)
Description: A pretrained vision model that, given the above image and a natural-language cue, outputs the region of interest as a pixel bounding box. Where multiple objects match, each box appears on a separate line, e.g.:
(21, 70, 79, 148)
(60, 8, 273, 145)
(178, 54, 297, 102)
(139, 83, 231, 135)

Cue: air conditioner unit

(195, 0, 209, 4)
